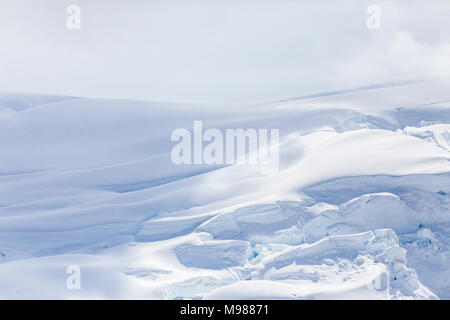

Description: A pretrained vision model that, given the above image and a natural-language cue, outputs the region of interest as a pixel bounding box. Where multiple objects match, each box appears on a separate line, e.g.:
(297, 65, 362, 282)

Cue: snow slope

(0, 80, 449, 299)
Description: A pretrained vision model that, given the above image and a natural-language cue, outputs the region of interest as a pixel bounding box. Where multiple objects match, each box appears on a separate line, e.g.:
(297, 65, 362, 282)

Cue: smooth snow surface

(0, 81, 449, 299)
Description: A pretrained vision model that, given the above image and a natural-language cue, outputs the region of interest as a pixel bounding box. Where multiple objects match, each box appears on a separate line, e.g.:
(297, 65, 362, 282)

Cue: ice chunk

(175, 240, 252, 270)
(197, 203, 304, 245)
(339, 193, 420, 234)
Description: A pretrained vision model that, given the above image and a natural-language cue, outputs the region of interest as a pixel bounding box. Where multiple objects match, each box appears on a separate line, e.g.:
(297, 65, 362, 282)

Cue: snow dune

(0, 80, 449, 299)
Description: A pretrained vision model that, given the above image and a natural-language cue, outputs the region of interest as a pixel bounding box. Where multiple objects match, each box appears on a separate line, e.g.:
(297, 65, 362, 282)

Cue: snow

(0, 80, 450, 299)
(175, 238, 252, 270)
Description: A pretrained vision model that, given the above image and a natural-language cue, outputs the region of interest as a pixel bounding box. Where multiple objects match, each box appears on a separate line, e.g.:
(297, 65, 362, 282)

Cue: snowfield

(0, 80, 449, 299)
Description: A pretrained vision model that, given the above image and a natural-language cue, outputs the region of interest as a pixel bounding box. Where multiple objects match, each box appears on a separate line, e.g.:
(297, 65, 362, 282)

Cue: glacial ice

(0, 81, 450, 299)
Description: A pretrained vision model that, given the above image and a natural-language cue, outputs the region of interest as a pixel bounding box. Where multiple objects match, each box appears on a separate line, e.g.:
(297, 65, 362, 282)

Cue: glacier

(0, 80, 449, 299)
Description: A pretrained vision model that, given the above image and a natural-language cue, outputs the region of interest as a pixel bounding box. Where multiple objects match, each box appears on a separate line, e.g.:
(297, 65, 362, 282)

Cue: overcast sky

(1, 0, 449, 102)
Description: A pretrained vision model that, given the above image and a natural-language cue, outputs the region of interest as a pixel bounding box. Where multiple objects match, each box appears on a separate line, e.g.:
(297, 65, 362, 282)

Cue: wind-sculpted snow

(136, 215, 213, 242)
(0, 81, 449, 299)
